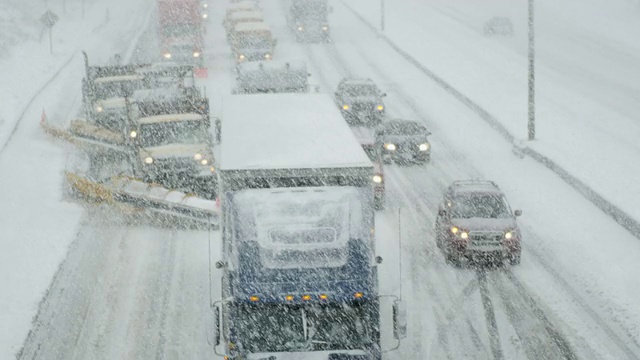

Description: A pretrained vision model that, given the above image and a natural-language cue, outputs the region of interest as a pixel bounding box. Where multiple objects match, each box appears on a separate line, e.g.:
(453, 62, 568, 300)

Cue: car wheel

(509, 252, 521, 265)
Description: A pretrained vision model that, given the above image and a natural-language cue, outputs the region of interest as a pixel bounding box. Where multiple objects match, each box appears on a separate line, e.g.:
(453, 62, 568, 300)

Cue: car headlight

(504, 231, 513, 239)
(202, 13, 208, 19)
(193, 51, 201, 58)
(144, 156, 154, 164)
(384, 143, 396, 151)
(210, 166, 216, 173)
(377, 105, 384, 111)
(194, 153, 203, 160)
(203, 3, 208, 8)
(238, 54, 246, 61)
(322, 25, 329, 31)
(95, 105, 103, 112)
(342, 104, 350, 110)
(460, 231, 469, 239)
(201, 159, 209, 165)
(450, 226, 459, 234)
(419, 143, 429, 151)
(129, 130, 137, 138)
(264, 53, 271, 60)
(372, 175, 383, 183)
(163, 52, 172, 59)
(297, 26, 304, 31)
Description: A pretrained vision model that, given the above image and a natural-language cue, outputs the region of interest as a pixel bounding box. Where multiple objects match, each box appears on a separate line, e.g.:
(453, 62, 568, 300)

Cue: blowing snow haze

(1, 0, 640, 359)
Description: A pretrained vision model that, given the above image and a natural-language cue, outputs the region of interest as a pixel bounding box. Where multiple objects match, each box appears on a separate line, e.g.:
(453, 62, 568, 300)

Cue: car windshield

(451, 193, 512, 219)
(138, 120, 207, 147)
(383, 122, 426, 136)
(343, 84, 378, 97)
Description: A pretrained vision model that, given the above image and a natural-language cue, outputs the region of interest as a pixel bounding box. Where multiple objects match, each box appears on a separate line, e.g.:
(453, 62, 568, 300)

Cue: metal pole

(82, 0, 85, 19)
(397, 207, 402, 300)
(381, 0, 385, 32)
(49, 28, 53, 54)
(527, 0, 535, 140)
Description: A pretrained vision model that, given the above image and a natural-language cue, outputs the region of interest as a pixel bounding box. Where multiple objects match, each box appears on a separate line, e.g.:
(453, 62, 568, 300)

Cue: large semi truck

(157, 0, 204, 64)
(212, 94, 405, 360)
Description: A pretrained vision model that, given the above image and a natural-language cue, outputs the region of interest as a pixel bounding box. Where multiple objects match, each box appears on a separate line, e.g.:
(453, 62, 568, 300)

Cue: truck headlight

(144, 157, 154, 164)
(342, 104, 350, 110)
(193, 51, 201, 58)
(372, 175, 383, 183)
(450, 226, 459, 234)
(376, 105, 384, 111)
(238, 54, 245, 61)
(163, 52, 172, 59)
(297, 26, 304, 31)
(504, 231, 513, 239)
(322, 25, 329, 31)
(201, 159, 209, 165)
(384, 143, 396, 151)
(95, 105, 103, 112)
(202, 13, 208, 19)
(264, 53, 271, 60)
(460, 231, 469, 239)
(129, 130, 137, 138)
(194, 153, 203, 160)
(419, 143, 429, 151)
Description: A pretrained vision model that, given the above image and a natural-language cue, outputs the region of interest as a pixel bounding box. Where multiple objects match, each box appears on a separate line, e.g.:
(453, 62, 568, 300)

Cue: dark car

(376, 119, 431, 165)
(435, 180, 522, 266)
(334, 78, 386, 126)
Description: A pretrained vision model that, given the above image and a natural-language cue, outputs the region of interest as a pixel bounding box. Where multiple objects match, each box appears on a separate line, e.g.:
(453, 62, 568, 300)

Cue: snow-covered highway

(3, 0, 640, 359)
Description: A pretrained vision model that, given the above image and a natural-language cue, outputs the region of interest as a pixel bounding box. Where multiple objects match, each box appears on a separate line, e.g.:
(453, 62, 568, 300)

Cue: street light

(527, 0, 535, 140)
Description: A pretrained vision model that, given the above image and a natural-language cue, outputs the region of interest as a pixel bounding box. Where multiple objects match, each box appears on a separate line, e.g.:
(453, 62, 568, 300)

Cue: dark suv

(376, 119, 431, 165)
(435, 180, 522, 266)
(334, 77, 386, 126)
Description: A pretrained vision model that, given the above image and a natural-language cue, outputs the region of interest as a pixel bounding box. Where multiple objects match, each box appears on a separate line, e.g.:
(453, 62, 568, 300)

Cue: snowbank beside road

(343, 0, 640, 223)
(0, 0, 153, 358)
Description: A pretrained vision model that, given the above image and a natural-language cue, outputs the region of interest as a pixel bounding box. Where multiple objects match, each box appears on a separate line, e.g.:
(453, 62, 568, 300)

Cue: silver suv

(435, 180, 522, 266)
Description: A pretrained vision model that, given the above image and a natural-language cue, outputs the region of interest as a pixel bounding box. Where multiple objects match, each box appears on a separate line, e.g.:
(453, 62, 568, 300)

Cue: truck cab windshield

(162, 24, 199, 38)
(138, 121, 207, 148)
(94, 80, 144, 101)
(237, 34, 272, 48)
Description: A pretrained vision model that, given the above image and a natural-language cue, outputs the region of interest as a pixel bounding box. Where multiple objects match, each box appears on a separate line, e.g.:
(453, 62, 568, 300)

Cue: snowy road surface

(7, 0, 640, 359)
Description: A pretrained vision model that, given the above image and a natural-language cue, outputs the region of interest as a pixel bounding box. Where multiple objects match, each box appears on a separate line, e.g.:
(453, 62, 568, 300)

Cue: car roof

(448, 180, 503, 196)
(340, 77, 376, 86)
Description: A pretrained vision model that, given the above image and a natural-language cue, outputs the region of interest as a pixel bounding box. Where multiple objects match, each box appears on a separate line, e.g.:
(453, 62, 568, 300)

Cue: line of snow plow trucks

(42, 52, 219, 227)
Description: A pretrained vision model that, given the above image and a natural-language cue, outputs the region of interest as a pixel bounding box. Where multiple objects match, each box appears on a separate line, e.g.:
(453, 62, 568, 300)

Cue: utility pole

(527, 0, 535, 141)
(381, 0, 385, 32)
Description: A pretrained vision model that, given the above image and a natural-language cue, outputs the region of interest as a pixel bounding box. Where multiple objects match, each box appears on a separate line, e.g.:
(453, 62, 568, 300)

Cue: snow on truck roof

(220, 94, 372, 171)
(238, 60, 306, 73)
(94, 74, 145, 84)
(136, 113, 205, 125)
(234, 22, 271, 32)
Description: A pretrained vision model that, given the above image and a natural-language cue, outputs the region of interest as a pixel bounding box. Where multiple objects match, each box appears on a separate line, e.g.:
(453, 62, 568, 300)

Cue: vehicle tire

(509, 252, 521, 265)
(445, 249, 461, 267)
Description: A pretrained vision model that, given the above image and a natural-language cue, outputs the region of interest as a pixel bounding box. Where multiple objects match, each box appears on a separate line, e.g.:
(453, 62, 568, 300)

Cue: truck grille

(152, 158, 197, 173)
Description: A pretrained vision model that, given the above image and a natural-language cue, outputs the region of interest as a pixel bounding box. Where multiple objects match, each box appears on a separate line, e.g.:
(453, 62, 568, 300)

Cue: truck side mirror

(381, 92, 387, 97)
(392, 299, 407, 340)
(438, 209, 447, 217)
(213, 304, 221, 346)
(514, 209, 522, 217)
(375, 256, 383, 264)
(215, 118, 222, 144)
(215, 260, 227, 269)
